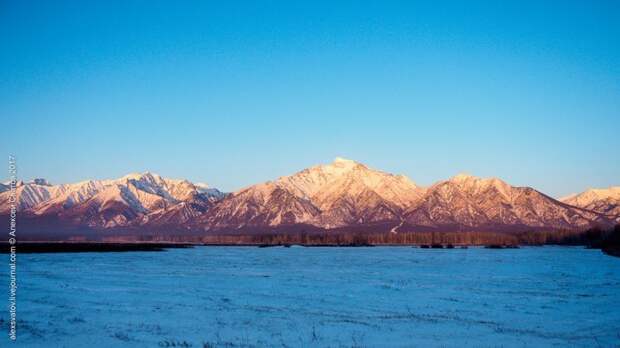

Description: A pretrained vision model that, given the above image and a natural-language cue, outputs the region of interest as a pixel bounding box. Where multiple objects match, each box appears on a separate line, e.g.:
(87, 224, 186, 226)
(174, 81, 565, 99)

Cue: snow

(194, 183, 225, 199)
(562, 186, 620, 206)
(0, 184, 59, 212)
(334, 156, 355, 163)
(209, 157, 427, 228)
(120, 172, 146, 181)
(0, 172, 223, 217)
(276, 157, 423, 210)
(194, 182, 211, 190)
(560, 187, 620, 218)
(332, 156, 359, 169)
(1, 160, 616, 229)
(3, 246, 620, 347)
(451, 172, 475, 182)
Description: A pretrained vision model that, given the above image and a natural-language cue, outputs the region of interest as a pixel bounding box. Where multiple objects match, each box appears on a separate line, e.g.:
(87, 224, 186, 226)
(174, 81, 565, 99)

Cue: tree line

(195, 225, 620, 247)
(94, 224, 620, 248)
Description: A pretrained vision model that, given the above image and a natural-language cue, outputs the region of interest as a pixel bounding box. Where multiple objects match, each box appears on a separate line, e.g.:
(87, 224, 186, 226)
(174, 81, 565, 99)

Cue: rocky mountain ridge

(1, 158, 617, 234)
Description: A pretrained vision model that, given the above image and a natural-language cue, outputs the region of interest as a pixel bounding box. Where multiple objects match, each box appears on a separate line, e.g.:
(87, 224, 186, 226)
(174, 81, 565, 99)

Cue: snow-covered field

(2, 246, 620, 347)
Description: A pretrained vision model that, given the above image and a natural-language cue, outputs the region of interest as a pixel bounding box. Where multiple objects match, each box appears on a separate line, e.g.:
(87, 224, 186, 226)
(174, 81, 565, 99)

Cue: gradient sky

(1, 1, 619, 197)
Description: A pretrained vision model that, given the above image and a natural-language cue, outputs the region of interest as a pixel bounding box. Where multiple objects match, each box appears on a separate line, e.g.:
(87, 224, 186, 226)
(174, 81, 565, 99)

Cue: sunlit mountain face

(1, 158, 617, 238)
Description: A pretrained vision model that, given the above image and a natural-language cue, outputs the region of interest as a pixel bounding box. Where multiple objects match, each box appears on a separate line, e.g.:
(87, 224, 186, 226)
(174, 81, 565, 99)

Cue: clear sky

(1, 1, 618, 197)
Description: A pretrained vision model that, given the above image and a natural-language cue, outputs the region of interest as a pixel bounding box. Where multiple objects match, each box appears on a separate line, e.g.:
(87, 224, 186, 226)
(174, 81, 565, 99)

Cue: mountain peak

(563, 186, 620, 204)
(332, 157, 359, 166)
(1, 162, 616, 232)
(121, 171, 160, 181)
(561, 186, 620, 218)
(449, 173, 506, 184)
(451, 173, 476, 182)
(591, 186, 620, 198)
(334, 156, 354, 163)
(122, 172, 145, 180)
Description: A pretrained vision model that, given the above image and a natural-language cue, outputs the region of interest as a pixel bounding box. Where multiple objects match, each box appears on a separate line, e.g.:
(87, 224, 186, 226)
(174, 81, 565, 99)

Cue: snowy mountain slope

(403, 174, 606, 231)
(0, 182, 11, 193)
(0, 173, 225, 227)
(202, 182, 321, 229)
(1, 160, 615, 234)
(143, 188, 226, 226)
(277, 157, 424, 208)
(561, 187, 620, 220)
(202, 159, 612, 232)
(201, 158, 424, 229)
(0, 179, 60, 213)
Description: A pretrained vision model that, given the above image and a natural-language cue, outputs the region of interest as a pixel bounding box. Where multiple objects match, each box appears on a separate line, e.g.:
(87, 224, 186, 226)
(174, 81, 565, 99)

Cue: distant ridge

(1, 158, 617, 238)
(561, 186, 620, 219)
(0, 172, 225, 228)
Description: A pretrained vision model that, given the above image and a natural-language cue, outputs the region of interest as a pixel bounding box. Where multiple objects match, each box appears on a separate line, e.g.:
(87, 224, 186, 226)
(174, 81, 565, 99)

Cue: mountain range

(1, 158, 618, 238)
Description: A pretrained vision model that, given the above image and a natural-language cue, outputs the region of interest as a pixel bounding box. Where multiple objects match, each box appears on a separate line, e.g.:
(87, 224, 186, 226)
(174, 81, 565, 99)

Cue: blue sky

(1, 1, 618, 197)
